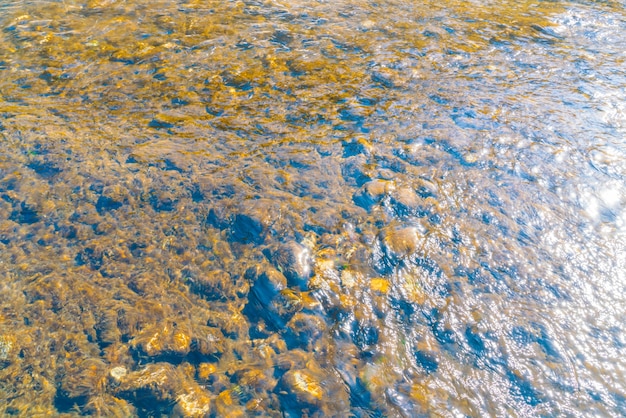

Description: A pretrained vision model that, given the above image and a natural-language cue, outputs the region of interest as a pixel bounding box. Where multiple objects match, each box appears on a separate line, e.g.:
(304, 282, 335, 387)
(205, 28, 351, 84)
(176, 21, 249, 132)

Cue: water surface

(0, 0, 625, 416)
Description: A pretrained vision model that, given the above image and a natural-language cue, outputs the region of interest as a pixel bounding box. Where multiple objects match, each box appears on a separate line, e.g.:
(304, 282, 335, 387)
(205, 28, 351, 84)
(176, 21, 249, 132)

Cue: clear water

(0, 0, 624, 416)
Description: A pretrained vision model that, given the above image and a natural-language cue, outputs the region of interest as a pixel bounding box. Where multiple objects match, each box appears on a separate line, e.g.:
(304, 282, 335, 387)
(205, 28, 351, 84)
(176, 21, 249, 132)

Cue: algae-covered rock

(267, 240, 313, 291)
(115, 362, 211, 416)
(172, 386, 211, 417)
(191, 325, 225, 359)
(131, 322, 192, 358)
(0, 334, 16, 364)
(278, 369, 325, 407)
(276, 361, 350, 416)
(84, 394, 136, 417)
(188, 269, 239, 301)
(116, 363, 179, 401)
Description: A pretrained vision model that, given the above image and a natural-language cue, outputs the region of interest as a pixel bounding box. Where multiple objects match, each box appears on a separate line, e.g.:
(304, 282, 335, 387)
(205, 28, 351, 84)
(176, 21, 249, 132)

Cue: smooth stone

(381, 226, 423, 259)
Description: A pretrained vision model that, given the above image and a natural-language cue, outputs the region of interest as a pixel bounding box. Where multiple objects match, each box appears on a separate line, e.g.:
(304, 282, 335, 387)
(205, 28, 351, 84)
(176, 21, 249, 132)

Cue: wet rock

(353, 179, 395, 210)
(267, 241, 314, 290)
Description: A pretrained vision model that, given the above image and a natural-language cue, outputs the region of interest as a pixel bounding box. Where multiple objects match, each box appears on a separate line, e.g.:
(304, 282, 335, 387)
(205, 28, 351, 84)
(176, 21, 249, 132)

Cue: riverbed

(0, 0, 624, 416)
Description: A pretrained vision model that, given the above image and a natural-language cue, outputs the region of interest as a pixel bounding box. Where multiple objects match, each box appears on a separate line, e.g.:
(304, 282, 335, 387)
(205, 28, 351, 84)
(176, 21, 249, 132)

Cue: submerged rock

(353, 179, 395, 211)
(276, 360, 350, 416)
(380, 226, 424, 260)
(284, 312, 326, 350)
(373, 225, 425, 274)
(244, 283, 304, 332)
(188, 269, 240, 301)
(390, 187, 422, 217)
(245, 264, 288, 307)
(230, 199, 280, 244)
(267, 241, 313, 291)
(278, 369, 325, 407)
(131, 322, 193, 358)
(115, 363, 211, 416)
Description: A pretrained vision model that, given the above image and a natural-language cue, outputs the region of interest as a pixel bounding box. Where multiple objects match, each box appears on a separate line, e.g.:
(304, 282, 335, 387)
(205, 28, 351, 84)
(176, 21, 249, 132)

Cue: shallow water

(0, 0, 625, 416)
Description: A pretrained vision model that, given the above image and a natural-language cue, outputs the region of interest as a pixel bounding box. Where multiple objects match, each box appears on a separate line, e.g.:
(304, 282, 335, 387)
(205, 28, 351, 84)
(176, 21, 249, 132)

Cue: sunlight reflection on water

(0, 0, 625, 416)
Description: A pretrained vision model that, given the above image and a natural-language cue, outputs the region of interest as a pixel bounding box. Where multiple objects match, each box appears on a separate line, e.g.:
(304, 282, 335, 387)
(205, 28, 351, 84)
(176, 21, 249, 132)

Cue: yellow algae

(370, 278, 390, 294)
(197, 363, 217, 381)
